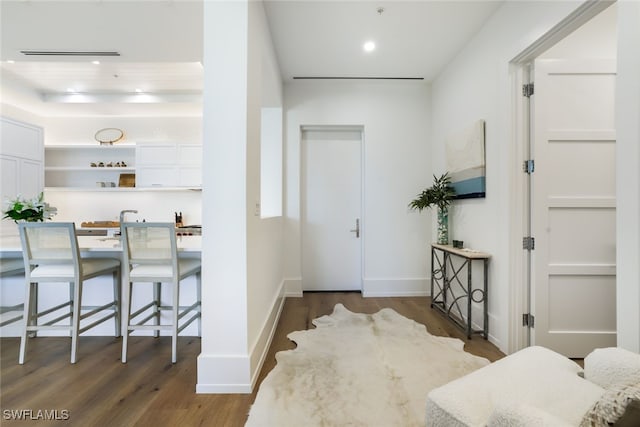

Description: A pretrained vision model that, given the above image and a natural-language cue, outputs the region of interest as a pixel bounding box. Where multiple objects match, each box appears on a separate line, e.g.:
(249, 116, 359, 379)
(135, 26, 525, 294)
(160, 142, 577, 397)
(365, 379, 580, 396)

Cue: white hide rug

(246, 303, 490, 427)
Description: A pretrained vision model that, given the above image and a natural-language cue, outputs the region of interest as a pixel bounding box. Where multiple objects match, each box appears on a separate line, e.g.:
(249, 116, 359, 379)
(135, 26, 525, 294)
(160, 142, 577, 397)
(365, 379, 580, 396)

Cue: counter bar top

(0, 234, 201, 256)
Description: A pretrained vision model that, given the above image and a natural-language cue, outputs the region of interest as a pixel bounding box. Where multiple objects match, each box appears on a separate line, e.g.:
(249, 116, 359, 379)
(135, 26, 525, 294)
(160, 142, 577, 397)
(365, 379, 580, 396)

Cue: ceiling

(0, 0, 502, 117)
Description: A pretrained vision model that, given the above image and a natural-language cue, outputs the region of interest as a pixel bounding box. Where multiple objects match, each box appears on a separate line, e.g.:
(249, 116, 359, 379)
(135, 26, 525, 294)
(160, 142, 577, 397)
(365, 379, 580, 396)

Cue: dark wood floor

(0, 293, 504, 426)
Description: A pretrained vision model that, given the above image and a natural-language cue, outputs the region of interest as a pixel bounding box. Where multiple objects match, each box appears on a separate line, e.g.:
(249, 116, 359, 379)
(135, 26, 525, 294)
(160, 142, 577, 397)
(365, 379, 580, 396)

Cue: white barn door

(532, 59, 617, 357)
(301, 128, 362, 291)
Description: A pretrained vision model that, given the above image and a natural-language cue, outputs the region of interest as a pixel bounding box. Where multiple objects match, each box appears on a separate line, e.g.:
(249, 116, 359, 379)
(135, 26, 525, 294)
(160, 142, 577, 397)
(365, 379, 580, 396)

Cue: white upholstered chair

(120, 222, 201, 364)
(0, 258, 25, 327)
(18, 222, 121, 364)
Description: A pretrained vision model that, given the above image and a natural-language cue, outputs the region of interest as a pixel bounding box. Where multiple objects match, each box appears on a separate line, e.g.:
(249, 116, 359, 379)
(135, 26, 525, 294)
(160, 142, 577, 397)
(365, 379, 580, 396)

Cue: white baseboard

(249, 282, 286, 390)
(284, 277, 302, 297)
(196, 353, 253, 393)
(197, 281, 285, 394)
(362, 278, 429, 297)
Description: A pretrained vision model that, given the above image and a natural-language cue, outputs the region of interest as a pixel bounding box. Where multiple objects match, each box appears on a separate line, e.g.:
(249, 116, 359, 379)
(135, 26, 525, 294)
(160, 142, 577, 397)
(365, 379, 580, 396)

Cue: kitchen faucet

(119, 209, 138, 225)
(118, 210, 139, 238)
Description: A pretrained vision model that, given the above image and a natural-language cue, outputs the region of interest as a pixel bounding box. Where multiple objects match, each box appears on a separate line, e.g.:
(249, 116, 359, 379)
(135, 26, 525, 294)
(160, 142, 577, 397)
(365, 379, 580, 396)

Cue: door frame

(507, 0, 615, 354)
(299, 124, 365, 292)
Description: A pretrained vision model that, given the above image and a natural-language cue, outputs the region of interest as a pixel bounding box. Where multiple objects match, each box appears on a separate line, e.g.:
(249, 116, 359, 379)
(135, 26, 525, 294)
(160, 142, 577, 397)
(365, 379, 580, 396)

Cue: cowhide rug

(246, 303, 490, 427)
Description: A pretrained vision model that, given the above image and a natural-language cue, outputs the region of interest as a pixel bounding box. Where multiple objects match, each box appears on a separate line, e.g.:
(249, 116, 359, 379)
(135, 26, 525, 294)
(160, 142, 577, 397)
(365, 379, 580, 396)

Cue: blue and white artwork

(446, 120, 486, 199)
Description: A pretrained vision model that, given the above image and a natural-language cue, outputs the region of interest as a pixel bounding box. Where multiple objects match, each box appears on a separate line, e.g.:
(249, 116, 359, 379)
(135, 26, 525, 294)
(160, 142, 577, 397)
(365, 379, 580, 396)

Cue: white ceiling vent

(20, 50, 121, 57)
(292, 76, 424, 80)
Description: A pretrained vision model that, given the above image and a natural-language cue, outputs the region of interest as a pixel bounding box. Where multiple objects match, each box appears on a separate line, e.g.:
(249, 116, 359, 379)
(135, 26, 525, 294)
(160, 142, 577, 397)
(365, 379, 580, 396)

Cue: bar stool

(121, 222, 201, 364)
(18, 222, 121, 364)
(1, 258, 25, 327)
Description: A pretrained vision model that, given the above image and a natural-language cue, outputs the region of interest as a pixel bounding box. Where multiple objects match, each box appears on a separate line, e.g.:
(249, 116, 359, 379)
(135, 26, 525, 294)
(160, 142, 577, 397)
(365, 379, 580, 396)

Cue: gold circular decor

(95, 128, 124, 145)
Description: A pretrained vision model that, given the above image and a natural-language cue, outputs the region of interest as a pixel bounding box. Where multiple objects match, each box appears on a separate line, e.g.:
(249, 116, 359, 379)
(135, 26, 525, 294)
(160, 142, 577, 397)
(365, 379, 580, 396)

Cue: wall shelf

(44, 143, 201, 190)
(45, 144, 136, 188)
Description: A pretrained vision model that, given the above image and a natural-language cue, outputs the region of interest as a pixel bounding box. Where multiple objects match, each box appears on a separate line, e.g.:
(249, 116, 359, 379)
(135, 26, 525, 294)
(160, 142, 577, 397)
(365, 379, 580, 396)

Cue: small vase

(437, 206, 449, 245)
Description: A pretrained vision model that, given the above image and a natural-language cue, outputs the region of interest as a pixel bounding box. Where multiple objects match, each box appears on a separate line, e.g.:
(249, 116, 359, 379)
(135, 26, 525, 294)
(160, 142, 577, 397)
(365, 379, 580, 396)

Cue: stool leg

(68, 282, 74, 337)
(196, 271, 202, 337)
(70, 279, 82, 364)
(122, 281, 133, 363)
(19, 282, 35, 364)
(153, 282, 161, 338)
(29, 283, 38, 338)
(113, 269, 121, 337)
(171, 281, 179, 364)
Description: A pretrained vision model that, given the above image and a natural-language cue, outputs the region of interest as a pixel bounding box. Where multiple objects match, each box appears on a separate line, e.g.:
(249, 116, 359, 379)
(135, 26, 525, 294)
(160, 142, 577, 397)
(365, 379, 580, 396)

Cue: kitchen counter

(0, 234, 201, 256)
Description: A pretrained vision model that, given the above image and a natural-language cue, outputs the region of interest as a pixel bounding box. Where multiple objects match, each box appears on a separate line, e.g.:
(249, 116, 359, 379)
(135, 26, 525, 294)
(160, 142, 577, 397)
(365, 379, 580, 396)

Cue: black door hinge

(523, 313, 535, 328)
(523, 237, 535, 251)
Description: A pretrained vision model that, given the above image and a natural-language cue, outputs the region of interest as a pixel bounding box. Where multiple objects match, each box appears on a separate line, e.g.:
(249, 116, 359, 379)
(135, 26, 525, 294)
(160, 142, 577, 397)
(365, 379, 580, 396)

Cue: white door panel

(532, 58, 616, 357)
(302, 129, 362, 291)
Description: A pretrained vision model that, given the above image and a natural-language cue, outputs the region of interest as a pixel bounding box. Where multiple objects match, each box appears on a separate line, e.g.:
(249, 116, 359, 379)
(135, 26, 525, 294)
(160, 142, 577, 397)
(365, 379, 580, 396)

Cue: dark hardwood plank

(0, 294, 504, 426)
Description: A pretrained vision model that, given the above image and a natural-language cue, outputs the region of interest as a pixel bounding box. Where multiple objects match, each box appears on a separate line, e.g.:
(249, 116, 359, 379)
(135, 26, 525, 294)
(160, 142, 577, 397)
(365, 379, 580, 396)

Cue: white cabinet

(0, 118, 44, 199)
(44, 145, 135, 188)
(1, 117, 44, 235)
(136, 143, 202, 188)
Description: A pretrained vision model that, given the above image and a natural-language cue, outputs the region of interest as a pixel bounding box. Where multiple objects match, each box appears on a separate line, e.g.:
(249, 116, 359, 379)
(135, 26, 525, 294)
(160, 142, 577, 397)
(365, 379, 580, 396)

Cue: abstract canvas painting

(446, 120, 486, 199)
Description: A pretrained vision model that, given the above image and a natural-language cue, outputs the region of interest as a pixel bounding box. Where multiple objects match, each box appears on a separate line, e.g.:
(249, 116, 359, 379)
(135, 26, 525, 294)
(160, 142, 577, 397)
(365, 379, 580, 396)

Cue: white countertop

(0, 234, 201, 255)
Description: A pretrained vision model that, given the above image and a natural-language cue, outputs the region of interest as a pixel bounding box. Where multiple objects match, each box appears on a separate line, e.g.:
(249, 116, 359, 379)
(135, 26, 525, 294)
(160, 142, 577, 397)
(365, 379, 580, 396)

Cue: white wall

(430, 0, 586, 352)
(44, 189, 201, 226)
(284, 80, 431, 297)
(616, 0, 640, 352)
(43, 116, 202, 145)
(246, 0, 285, 384)
(198, 0, 284, 393)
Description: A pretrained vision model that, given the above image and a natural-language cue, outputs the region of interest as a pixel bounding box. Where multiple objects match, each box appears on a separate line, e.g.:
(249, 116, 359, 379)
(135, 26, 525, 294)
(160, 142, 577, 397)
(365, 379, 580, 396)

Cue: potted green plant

(3, 192, 58, 223)
(409, 173, 455, 245)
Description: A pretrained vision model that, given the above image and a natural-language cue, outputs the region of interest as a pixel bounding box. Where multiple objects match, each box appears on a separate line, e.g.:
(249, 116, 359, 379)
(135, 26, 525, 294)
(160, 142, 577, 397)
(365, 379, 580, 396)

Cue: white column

(197, 0, 251, 393)
(615, 0, 640, 352)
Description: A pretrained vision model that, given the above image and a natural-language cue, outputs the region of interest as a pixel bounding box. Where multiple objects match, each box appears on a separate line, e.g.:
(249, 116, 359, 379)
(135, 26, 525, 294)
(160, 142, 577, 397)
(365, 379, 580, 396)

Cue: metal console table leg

(429, 244, 491, 339)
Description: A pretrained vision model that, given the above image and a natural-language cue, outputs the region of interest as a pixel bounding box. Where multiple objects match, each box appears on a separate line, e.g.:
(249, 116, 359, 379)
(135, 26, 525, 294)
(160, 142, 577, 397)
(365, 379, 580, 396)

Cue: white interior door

(302, 128, 362, 291)
(532, 58, 616, 357)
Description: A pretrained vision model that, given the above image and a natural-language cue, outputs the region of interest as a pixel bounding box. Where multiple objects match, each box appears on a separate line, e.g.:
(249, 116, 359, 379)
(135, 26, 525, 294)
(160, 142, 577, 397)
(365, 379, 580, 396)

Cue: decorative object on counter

(2, 193, 57, 223)
(118, 173, 135, 188)
(106, 162, 114, 167)
(95, 128, 125, 146)
(175, 212, 183, 228)
(452, 240, 464, 249)
(98, 162, 105, 167)
(90, 162, 97, 167)
(409, 173, 456, 245)
(81, 221, 121, 228)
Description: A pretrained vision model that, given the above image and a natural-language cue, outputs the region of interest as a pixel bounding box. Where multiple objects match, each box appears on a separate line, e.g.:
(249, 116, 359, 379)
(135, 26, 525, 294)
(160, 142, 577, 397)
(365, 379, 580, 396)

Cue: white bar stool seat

(121, 222, 201, 364)
(18, 222, 121, 364)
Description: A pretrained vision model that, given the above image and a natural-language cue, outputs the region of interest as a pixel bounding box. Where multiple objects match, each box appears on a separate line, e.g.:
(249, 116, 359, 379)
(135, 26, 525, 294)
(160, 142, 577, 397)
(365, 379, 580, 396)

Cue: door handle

(350, 218, 360, 238)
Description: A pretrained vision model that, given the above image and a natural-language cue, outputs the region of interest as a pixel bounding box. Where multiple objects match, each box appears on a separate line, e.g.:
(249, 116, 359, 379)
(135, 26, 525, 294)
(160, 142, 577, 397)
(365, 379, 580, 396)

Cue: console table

(430, 244, 490, 339)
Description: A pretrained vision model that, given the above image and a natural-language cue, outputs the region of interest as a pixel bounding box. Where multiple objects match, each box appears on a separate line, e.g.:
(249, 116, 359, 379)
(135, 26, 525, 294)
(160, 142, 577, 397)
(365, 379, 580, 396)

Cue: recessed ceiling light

(135, 88, 143, 93)
(7, 60, 15, 64)
(363, 41, 376, 52)
(92, 60, 100, 65)
(66, 88, 77, 93)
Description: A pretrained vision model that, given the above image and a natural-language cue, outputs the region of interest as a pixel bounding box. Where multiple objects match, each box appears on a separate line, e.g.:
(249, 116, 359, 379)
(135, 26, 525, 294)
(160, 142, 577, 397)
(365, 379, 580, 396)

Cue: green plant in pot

(409, 173, 456, 245)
